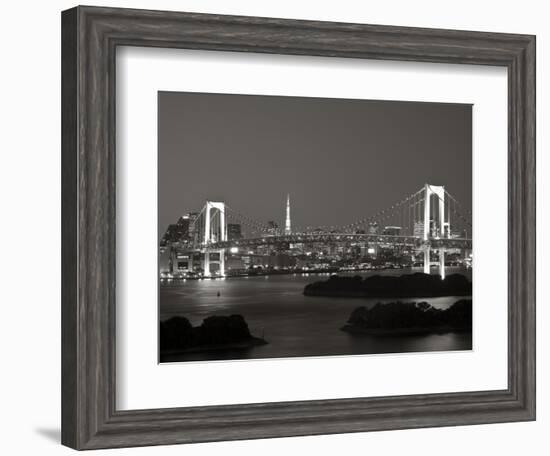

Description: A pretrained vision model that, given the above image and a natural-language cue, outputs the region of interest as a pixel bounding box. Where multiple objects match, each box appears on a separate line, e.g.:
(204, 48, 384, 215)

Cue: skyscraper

(267, 221, 279, 236)
(413, 221, 425, 238)
(159, 214, 192, 247)
(285, 194, 291, 235)
(368, 222, 379, 235)
(227, 223, 242, 241)
(382, 226, 401, 236)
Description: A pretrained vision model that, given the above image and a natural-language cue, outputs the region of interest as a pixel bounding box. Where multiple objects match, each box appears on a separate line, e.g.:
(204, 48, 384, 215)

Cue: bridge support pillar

(423, 248, 430, 274)
(203, 249, 225, 278)
(203, 251, 211, 278)
(439, 250, 445, 280)
(218, 249, 225, 277)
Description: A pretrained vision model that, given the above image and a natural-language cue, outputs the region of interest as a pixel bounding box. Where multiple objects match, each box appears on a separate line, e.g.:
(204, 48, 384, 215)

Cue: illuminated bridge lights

(184, 184, 472, 279)
(201, 233, 471, 251)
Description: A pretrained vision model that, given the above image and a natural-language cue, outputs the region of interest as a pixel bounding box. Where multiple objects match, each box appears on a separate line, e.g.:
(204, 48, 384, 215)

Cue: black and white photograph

(158, 92, 473, 363)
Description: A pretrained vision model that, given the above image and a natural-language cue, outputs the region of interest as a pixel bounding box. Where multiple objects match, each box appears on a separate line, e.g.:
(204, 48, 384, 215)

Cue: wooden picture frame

(61, 5, 535, 450)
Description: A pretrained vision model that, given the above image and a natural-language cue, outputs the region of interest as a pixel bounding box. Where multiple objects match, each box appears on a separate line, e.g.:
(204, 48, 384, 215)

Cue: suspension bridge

(176, 184, 472, 279)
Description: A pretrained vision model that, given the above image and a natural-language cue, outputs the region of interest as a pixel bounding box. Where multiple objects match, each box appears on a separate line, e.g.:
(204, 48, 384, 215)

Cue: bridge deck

(204, 233, 472, 250)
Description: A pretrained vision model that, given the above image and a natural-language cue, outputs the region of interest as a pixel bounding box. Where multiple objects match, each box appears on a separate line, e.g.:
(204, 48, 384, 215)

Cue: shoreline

(304, 290, 473, 298)
(160, 266, 470, 283)
(303, 272, 472, 299)
(160, 337, 268, 358)
(341, 324, 472, 336)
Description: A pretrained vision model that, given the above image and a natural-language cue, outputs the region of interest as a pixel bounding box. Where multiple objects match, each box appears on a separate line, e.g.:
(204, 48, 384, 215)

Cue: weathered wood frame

(61, 5, 536, 450)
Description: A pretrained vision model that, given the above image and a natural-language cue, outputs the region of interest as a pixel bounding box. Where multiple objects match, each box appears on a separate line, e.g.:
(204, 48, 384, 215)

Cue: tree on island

(342, 299, 472, 334)
(160, 314, 266, 353)
(304, 272, 472, 298)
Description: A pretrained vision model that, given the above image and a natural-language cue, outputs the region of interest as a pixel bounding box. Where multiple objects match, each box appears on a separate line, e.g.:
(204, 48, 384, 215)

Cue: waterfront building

(383, 226, 401, 236)
(160, 212, 197, 247)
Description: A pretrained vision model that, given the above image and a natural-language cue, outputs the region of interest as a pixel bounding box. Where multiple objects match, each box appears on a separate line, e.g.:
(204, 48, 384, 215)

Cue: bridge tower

(201, 201, 226, 277)
(422, 184, 447, 279)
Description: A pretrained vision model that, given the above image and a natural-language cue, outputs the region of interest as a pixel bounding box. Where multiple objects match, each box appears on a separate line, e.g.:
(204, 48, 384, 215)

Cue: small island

(160, 314, 267, 359)
(342, 299, 472, 336)
(304, 272, 472, 298)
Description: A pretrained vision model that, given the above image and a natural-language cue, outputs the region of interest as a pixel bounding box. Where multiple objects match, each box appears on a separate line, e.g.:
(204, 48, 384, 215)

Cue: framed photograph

(61, 6, 535, 450)
(157, 92, 474, 363)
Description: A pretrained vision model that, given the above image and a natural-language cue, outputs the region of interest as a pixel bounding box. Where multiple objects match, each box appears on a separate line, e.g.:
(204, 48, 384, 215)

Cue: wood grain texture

(61, 6, 536, 450)
(61, 7, 78, 449)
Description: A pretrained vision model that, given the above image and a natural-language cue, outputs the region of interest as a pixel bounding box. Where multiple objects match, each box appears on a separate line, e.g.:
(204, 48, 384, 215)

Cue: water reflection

(159, 269, 472, 362)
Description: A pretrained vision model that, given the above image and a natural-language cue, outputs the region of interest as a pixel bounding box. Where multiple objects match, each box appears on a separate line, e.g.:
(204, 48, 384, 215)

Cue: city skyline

(160, 191, 470, 242)
(158, 92, 472, 240)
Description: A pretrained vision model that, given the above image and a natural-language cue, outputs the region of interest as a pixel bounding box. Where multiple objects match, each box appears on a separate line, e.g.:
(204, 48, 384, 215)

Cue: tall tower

(285, 194, 292, 235)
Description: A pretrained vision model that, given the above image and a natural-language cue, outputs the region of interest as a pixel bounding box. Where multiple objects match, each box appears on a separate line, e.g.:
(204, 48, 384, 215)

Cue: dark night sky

(158, 92, 471, 237)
